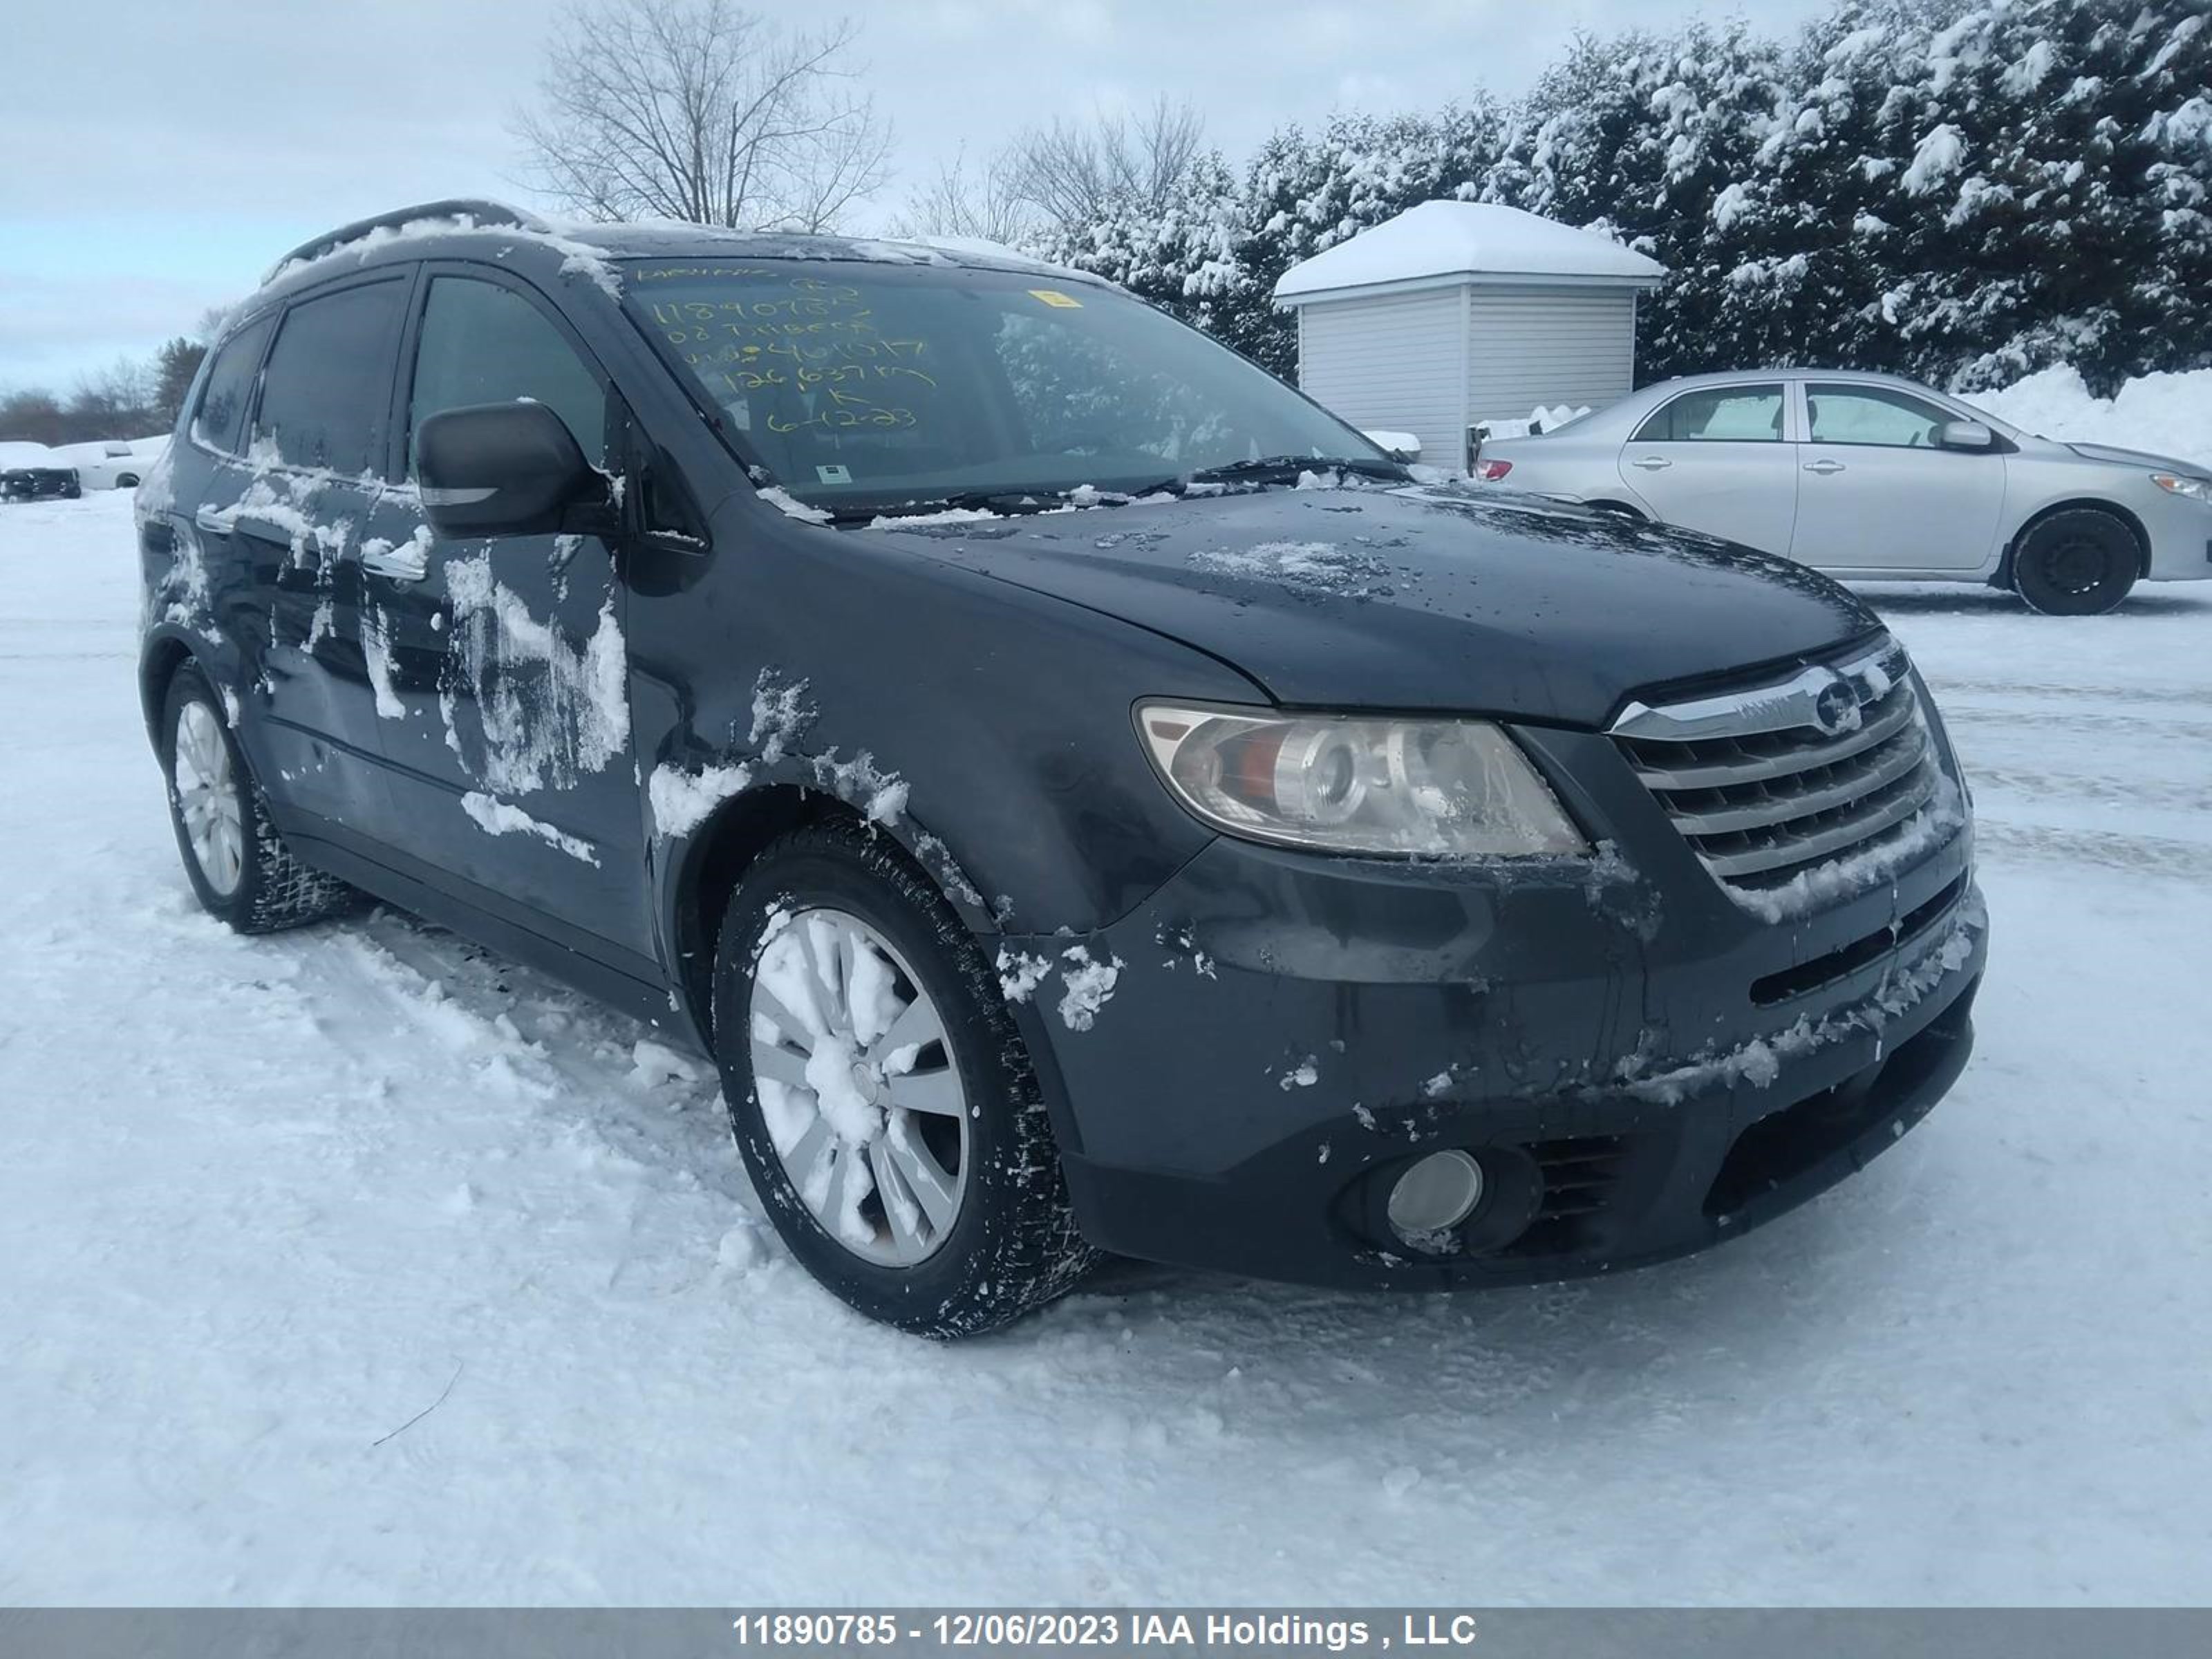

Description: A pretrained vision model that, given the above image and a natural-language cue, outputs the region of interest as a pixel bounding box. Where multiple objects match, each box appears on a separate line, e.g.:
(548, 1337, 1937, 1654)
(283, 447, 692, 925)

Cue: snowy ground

(3, 487, 2209, 1606)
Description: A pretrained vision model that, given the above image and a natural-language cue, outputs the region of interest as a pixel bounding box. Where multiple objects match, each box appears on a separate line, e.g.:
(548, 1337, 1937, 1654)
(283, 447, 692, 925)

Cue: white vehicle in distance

(1471, 369, 2212, 614)
(55, 437, 169, 491)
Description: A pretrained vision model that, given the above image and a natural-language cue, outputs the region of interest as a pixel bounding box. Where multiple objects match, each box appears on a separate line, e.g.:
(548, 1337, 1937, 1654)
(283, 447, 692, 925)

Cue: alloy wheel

(172, 701, 244, 897)
(747, 907, 971, 1267)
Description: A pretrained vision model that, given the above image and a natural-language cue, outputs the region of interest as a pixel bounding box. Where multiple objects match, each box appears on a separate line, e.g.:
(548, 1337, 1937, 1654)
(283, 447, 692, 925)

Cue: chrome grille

(1611, 635, 1950, 907)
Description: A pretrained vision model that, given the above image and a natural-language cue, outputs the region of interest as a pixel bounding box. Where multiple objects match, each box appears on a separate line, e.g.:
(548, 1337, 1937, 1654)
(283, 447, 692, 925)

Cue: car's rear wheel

(160, 664, 357, 932)
(115, 473, 140, 489)
(711, 820, 1098, 1336)
(2011, 509, 2139, 615)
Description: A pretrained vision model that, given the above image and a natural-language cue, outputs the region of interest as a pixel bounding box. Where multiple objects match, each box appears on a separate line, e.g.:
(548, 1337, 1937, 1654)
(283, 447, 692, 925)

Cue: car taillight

(1474, 459, 1512, 481)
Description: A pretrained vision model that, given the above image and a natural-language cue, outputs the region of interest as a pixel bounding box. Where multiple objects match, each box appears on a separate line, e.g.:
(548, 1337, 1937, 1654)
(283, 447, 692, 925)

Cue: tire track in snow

(1940, 704, 2212, 744)
(299, 910, 757, 1205)
(1926, 677, 2212, 710)
(1964, 764, 2212, 816)
(1972, 822, 2212, 881)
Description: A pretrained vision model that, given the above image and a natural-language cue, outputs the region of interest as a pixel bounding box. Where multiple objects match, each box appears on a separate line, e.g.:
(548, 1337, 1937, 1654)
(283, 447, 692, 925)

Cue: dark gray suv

(136, 200, 1987, 1335)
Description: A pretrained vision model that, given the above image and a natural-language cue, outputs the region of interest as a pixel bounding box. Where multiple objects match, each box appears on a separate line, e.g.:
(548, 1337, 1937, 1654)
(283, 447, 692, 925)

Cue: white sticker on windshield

(816, 464, 852, 483)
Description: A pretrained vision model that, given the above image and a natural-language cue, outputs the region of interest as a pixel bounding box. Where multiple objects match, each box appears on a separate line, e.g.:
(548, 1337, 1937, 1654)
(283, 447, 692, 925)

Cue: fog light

(1387, 1150, 1485, 1237)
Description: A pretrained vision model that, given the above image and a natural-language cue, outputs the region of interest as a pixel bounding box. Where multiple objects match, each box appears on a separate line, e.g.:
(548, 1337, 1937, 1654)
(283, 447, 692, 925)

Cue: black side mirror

(418, 402, 604, 537)
(1937, 419, 1996, 452)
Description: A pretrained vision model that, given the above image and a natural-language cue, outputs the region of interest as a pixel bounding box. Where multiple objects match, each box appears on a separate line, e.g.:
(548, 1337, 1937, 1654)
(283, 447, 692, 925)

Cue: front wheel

(159, 664, 357, 932)
(712, 821, 1098, 1336)
(2012, 510, 2139, 615)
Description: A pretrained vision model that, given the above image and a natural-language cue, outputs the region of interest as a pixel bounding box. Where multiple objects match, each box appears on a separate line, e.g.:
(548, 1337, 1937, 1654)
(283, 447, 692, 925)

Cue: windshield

(622, 259, 1393, 517)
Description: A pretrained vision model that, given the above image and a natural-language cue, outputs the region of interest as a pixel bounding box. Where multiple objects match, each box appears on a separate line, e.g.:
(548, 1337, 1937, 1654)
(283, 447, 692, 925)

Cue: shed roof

(1274, 201, 1666, 304)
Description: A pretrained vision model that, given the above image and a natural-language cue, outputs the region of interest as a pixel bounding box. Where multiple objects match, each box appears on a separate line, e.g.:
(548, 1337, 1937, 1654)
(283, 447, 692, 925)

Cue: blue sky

(2, 0, 1825, 393)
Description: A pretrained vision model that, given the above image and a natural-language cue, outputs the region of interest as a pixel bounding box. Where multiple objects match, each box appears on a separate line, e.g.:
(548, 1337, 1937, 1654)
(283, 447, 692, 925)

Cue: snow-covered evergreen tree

(1027, 0, 2211, 396)
(1217, 106, 1506, 374)
(1830, 0, 2212, 393)
(1479, 23, 1792, 378)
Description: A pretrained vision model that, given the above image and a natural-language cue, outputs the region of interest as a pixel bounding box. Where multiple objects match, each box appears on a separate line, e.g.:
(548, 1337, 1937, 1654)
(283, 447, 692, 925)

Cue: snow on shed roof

(1274, 201, 1665, 303)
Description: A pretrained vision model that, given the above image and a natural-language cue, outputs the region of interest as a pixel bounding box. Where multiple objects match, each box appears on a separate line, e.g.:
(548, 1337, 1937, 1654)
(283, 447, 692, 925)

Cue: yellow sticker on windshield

(1028, 288, 1083, 308)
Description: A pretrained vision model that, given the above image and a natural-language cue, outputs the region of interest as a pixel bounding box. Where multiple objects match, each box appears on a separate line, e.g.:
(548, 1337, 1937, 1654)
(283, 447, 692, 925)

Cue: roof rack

(263, 198, 553, 285)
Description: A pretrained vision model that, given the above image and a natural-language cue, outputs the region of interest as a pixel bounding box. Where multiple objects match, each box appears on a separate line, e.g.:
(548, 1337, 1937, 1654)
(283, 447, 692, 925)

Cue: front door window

(1804, 384, 1951, 449)
(360, 272, 649, 955)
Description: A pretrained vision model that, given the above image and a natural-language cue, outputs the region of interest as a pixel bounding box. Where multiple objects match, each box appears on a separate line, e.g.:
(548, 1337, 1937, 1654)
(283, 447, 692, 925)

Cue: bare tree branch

(888, 146, 1037, 247)
(511, 0, 889, 232)
(1004, 96, 1206, 233)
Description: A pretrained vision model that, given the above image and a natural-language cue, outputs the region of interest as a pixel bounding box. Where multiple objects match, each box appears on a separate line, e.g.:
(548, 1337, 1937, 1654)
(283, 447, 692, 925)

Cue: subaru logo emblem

(1810, 673, 1859, 736)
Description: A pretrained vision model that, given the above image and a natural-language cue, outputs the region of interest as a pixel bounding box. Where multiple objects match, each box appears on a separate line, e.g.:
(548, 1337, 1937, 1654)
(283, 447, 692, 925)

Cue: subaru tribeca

(135, 200, 1987, 1335)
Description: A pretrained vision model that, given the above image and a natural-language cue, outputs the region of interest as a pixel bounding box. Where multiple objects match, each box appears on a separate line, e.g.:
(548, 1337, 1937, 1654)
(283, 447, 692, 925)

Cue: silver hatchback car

(1474, 369, 2212, 614)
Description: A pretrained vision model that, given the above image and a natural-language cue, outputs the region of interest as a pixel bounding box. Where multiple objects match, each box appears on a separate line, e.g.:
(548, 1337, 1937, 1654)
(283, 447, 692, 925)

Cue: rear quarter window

(189, 314, 276, 456)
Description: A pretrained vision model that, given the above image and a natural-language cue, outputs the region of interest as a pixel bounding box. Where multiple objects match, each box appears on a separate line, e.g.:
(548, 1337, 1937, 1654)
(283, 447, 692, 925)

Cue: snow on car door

(1616, 382, 1799, 555)
(363, 268, 653, 960)
(1788, 383, 2008, 572)
(221, 280, 411, 838)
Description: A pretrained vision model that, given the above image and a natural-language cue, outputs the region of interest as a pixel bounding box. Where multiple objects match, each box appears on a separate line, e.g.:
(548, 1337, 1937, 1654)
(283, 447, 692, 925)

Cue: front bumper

(2139, 487, 2212, 580)
(1004, 727, 1986, 1291)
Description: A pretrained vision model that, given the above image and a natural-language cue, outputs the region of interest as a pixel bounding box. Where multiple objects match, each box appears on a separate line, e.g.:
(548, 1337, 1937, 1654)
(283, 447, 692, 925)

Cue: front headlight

(1136, 702, 1588, 858)
(2152, 472, 2212, 505)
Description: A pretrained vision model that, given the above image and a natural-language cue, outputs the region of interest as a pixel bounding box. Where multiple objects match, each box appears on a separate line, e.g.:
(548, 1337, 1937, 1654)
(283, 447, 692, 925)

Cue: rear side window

(189, 314, 275, 456)
(252, 281, 406, 475)
(406, 276, 608, 469)
(1633, 384, 1786, 443)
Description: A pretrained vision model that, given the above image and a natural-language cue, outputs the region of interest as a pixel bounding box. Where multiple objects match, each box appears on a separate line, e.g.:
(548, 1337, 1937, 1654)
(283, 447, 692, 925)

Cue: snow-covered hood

(866, 487, 1877, 729)
(2063, 440, 2207, 478)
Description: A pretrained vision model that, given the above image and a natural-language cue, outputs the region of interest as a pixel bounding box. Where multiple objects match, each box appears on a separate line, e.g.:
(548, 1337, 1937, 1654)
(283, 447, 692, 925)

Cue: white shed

(1273, 201, 1666, 470)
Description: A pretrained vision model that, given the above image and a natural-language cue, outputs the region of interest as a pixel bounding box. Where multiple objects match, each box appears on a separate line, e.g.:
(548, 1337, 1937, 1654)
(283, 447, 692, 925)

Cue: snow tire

(712, 820, 1100, 1337)
(160, 663, 358, 933)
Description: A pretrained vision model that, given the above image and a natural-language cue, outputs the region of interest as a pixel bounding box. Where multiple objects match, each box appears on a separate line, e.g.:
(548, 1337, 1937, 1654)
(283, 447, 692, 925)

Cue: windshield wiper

(824, 489, 1060, 525)
(1180, 454, 1409, 488)
(817, 459, 1407, 525)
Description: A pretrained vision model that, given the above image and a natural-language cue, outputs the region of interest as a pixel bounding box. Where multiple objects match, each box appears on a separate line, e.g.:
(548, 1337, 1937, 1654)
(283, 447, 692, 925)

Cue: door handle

(359, 541, 429, 582)
(229, 516, 300, 546)
(1629, 456, 1672, 471)
(1803, 459, 1847, 475)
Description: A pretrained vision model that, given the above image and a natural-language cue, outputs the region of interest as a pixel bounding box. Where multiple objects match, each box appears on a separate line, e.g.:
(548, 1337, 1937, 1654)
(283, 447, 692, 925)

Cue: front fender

(628, 497, 1264, 1039)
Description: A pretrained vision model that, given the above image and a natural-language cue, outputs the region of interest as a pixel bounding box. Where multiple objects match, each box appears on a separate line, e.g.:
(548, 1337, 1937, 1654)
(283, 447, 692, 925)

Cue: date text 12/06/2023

(726, 1611, 1485, 1650)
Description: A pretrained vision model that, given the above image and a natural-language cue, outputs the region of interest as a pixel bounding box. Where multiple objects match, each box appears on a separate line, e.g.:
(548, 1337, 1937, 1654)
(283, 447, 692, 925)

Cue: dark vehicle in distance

(136, 200, 1987, 1335)
(2, 462, 81, 502)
